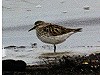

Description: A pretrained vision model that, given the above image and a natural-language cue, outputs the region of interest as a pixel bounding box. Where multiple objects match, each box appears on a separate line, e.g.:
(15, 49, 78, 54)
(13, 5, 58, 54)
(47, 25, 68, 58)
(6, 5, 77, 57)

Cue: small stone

(82, 61, 89, 64)
(62, 11, 67, 13)
(83, 6, 90, 10)
(36, 5, 42, 8)
(60, 0, 65, 3)
(27, 9, 31, 11)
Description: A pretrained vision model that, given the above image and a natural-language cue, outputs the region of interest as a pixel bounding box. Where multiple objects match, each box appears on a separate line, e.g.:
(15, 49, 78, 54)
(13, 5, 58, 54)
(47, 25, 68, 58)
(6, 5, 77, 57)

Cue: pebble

(60, 0, 65, 3)
(62, 11, 67, 13)
(36, 5, 42, 8)
(83, 6, 90, 10)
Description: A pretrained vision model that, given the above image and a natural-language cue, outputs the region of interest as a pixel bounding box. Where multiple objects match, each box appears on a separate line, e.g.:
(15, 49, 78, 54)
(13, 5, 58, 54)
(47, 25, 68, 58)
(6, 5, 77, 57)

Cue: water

(2, 0, 100, 65)
(2, 19, 100, 65)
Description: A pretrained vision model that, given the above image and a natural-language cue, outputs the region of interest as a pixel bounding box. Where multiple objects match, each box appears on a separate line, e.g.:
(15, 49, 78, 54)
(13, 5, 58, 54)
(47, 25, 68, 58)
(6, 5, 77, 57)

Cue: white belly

(37, 32, 74, 44)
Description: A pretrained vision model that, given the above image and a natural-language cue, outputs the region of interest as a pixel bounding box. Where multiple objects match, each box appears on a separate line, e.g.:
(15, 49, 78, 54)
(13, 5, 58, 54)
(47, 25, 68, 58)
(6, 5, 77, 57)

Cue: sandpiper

(28, 21, 82, 53)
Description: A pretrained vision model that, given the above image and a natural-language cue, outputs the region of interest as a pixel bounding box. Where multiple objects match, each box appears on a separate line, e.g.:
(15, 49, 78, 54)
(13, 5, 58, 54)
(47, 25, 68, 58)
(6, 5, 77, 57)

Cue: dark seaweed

(2, 53, 100, 75)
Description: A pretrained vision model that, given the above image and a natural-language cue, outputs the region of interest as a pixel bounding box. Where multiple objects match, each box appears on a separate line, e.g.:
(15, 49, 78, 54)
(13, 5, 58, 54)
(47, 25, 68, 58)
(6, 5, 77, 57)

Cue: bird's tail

(74, 28, 82, 32)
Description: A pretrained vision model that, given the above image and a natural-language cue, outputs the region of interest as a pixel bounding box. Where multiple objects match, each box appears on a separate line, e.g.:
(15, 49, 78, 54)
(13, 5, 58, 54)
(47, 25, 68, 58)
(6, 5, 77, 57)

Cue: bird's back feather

(42, 24, 80, 36)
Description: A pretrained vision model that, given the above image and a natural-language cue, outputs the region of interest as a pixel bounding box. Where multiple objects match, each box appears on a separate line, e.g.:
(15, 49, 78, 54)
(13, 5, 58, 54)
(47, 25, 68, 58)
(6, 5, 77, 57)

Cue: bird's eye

(36, 24, 39, 25)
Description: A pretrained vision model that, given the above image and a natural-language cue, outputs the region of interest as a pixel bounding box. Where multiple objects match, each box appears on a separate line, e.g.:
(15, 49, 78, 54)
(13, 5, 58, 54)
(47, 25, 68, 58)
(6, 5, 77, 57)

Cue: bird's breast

(36, 30, 74, 44)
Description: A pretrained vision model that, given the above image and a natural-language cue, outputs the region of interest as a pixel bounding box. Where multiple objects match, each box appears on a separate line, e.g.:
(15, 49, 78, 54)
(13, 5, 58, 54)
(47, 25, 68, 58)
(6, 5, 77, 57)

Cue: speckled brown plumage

(28, 21, 82, 52)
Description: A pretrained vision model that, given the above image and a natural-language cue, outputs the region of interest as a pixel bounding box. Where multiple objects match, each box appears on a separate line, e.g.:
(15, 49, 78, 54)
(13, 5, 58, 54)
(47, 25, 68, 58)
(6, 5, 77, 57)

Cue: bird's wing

(43, 23, 74, 36)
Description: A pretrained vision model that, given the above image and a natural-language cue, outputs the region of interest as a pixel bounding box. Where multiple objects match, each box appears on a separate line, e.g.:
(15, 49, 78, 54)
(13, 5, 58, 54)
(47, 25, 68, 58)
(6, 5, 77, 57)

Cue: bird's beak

(28, 25, 37, 32)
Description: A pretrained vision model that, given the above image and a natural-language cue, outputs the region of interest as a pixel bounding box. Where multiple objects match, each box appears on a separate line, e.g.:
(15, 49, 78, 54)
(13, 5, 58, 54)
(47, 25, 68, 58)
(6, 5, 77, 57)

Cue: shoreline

(3, 52, 100, 75)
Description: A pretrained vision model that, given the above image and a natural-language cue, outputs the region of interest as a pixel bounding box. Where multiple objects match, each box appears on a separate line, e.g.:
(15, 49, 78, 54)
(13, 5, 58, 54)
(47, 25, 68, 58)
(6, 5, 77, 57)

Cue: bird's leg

(54, 44, 56, 62)
(54, 44, 56, 53)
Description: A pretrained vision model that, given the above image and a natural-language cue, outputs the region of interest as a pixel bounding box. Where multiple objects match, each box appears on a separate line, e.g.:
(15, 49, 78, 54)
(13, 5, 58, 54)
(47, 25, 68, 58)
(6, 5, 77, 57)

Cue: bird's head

(28, 21, 45, 32)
